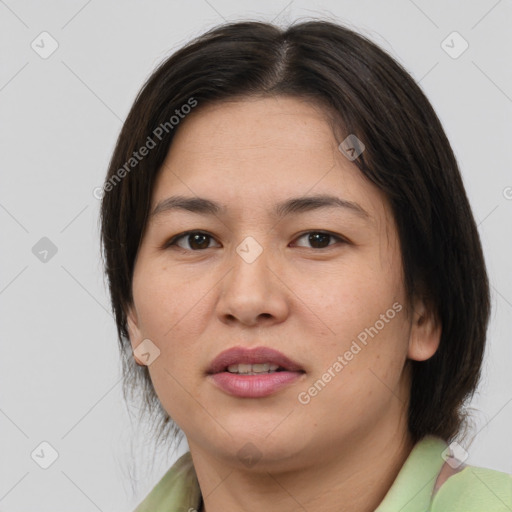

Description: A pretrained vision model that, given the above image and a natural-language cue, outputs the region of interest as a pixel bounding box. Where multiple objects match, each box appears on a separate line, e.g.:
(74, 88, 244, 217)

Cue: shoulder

(375, 436, 512, 512)
(431, 463, 512, 511)
(133, 452, 202, 512)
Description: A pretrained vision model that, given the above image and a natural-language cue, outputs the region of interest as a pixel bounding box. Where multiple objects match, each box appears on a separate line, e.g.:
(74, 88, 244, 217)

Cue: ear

(126, 305, 146, 367)
(407, 296, 442, 362)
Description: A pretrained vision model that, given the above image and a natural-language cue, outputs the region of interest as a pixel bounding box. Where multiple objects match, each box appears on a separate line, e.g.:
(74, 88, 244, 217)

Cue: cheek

(293, 258, 409, 390)
(133, 261, 206, 334)
(301, 314, 410, 429)
(291, 256, 403, 339)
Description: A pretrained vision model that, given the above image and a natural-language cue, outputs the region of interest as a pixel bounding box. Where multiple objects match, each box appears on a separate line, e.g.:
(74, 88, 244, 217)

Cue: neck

(189, 417, 414, 512)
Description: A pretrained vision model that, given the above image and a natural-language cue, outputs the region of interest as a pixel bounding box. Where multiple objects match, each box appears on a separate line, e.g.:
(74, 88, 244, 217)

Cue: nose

(215, 240, 290, 327)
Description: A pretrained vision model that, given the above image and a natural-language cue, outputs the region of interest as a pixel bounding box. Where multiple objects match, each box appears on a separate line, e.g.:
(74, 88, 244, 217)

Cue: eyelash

(164, 230, 348, 251)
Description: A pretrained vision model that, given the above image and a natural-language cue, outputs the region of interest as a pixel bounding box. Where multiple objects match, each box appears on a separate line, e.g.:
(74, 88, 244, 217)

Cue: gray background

(1, 0, 511, 510)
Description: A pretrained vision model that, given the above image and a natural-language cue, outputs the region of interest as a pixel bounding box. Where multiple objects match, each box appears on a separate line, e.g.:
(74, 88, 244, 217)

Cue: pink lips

(207, 346, 305, 398)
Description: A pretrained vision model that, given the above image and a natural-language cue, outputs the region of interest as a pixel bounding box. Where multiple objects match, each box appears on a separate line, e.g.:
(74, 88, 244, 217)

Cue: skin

(127, 96, 441, 512)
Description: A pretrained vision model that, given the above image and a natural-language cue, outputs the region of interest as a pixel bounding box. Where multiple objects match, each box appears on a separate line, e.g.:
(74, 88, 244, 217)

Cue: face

(127, 96, 439, 471)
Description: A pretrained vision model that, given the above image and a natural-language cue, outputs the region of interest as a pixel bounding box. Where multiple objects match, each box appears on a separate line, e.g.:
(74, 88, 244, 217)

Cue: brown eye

(166, 231, 220, 251)
(293, 231, 345, 249)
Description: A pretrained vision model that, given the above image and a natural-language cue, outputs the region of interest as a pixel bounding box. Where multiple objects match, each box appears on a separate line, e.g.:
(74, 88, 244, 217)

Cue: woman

(100, 20, 512, 511)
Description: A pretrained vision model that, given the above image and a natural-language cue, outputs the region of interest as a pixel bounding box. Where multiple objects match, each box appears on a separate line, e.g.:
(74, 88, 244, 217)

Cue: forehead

(151, 96, 388, 224)
(164, 96, 337, 157)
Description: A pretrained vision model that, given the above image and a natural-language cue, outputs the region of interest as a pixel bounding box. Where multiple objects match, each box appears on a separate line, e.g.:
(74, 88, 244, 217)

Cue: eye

(292, 231, 347, 249)
(164, 230, 348, 251)
(165, 231, 220, 251)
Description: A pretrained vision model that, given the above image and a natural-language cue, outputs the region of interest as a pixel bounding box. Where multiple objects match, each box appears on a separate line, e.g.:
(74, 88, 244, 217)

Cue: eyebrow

(150, 194, 369, 220)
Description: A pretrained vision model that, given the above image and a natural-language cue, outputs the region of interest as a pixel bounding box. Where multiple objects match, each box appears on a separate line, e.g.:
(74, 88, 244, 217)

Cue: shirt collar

(144, 435, 448, 511)
(375, 435, 448, 511)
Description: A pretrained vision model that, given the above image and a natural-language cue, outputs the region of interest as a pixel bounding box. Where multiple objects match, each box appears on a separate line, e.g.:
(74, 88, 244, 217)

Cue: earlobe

(407, 299, 442, 362)
(126, 306, 146, 366)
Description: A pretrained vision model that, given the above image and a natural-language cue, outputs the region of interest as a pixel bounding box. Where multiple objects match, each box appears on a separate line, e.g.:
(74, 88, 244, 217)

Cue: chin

(197, 427, 317, 471)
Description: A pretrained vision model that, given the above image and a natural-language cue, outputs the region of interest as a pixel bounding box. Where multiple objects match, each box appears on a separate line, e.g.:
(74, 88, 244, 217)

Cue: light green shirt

(133, 436, 512, 511)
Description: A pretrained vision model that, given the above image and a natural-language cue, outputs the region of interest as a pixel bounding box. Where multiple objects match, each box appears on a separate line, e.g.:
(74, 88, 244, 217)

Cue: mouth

(207, 346, 304, 374)
(224, 362, 285, 375)
(207, 346, 305, 398)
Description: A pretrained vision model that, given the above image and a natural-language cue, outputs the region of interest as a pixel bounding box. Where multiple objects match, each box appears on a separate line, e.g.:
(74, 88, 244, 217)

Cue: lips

(207, 346, 304, 374)
(207, 346, 305, 398)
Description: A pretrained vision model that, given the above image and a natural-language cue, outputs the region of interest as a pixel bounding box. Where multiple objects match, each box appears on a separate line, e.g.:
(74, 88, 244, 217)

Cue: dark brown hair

(100, 20, 490, 451)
